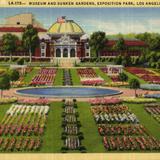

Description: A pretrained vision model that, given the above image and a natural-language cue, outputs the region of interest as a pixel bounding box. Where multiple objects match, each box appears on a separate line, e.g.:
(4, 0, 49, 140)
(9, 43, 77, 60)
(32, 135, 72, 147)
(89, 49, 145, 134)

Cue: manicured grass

(94, 68, 112, 83)
(77, 102, 105, 153)
(54, 69, 63, 86)
(41, 102, 63, 153)
(127, 103, 160, 140)
(124, 70, 147, 84)
(23, 68, 39, 84)
(0, 104, 11, 122)
(70, 68, 81, 85)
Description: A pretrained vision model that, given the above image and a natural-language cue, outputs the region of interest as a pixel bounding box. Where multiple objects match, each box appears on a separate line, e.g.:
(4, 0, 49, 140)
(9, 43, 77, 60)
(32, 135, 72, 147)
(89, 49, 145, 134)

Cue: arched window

(70, 48, 75, 57)
(63, 48, 68, 57)
(56, 48, 61, 57)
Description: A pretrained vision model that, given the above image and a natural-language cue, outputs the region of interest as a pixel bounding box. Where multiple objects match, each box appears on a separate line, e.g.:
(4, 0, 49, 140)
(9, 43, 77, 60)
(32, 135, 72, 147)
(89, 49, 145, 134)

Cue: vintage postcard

(0, 0, 160, 160)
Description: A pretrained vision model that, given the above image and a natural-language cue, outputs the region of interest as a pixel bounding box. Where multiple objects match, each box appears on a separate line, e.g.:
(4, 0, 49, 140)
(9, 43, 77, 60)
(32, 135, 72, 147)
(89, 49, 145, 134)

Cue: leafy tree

(2, 33, 18, 62)
(22, 25, 39, 63)
(9, 69, 20, 82)
(119, 72, 128, 84)
(113, 37, 125, 52)
(0, 74, 11, 98)
(115, 55, 123, 65)
(89, 31, 107, 57)
(129, 78, 140, 97)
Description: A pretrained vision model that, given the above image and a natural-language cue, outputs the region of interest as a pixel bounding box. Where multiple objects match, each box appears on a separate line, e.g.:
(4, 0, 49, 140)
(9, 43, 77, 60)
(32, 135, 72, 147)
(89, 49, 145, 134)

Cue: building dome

(48, 17, 84, 36)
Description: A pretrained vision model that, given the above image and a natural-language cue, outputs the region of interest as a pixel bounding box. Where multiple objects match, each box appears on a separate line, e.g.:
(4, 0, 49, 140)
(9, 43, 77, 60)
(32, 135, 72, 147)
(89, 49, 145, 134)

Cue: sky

(0, 8, 160, 34)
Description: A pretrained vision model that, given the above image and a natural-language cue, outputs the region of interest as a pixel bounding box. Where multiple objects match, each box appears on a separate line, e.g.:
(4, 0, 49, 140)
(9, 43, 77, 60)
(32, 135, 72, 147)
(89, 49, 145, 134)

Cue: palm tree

(22, 25, 39, 63)
(2, 33, 18, 62)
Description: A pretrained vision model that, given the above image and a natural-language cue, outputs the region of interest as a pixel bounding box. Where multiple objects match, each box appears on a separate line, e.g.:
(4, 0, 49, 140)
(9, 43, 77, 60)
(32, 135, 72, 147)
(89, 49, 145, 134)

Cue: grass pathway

(54, 69, 63, 86)
(41, 102, 63, 153)
(23, 68, 39, 84)
(70, 68, 81, 85)
(77, 102, 105, 153)
(94, 68, 112, 84)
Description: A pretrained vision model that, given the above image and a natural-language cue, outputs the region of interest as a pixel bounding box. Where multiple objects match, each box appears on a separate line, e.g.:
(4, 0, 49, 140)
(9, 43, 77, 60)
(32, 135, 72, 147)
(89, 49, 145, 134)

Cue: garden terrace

(30, 68, 57, 86)
(77, 68, 104, 85)
(126, 67, 160, 84)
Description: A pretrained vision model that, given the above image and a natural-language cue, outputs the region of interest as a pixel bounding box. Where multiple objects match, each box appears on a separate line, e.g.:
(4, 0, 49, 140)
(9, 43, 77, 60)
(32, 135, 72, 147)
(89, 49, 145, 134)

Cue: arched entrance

(70, 48, 76, 57)
(56, 48, 61, 57)
(63, 48, 68, 57)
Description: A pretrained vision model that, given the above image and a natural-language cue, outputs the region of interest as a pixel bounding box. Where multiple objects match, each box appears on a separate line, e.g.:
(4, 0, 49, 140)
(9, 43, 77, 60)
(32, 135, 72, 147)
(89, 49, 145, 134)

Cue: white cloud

(82, 18, 160, 34)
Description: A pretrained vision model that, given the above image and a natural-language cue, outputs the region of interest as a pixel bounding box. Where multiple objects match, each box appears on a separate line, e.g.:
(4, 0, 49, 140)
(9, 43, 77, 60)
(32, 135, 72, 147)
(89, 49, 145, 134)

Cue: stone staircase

(53, 58, 80, 68)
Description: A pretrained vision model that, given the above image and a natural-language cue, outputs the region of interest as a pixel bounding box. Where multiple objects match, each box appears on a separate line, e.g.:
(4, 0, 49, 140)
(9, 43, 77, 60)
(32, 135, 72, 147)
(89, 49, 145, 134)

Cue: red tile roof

(107, 40, 146, 47)
(0, 27, 47, 32)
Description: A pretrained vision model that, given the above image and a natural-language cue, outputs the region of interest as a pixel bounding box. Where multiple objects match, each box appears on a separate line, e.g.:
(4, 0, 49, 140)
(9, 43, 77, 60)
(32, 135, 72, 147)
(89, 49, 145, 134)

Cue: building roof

(0, 27, 47, 32)
(107, 39, 146, 47)
(48, 18, 84, 35)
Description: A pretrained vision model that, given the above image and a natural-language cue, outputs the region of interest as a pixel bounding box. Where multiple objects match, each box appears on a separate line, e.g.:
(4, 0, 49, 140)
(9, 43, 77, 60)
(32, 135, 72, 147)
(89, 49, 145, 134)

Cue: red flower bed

(126, 67, 160, 84)
(30, 68, 57, 85)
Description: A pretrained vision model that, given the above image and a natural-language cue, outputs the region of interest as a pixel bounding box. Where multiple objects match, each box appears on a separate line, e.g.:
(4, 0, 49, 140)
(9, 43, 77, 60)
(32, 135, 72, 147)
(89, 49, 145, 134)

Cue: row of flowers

(98, 124, 147, 136)
(0, 97, 17, 104)
(0, 124, 45, 136)
(89, 97, 122, 105)
(121, 97, 157, 103)
(0, 137, 41, 151)
(18, 98, 50, 105)
(30, 68, 57, 85)
(145, 105, 160, 123)
(62, 100, 84, 151)
(77, 68, 104, 85)
(103, 136, 160, 151)
(126, 67, 160, 84)
(91, 105, 128, 114)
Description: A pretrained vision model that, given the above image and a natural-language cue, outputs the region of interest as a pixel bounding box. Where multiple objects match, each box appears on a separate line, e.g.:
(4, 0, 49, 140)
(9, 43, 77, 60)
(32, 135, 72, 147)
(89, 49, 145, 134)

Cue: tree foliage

(9, 69, 20, 81)
(22, 25, 39, 62)
(129, 78, 140, 97)
(89, 31, 107, 57)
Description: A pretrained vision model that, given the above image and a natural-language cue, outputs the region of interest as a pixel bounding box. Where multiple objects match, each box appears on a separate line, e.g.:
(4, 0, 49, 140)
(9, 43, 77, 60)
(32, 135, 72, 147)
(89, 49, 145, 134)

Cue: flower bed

(103, 136, 160, 151)
(30, 68, 57, 86)
(0, 104, 49, 152)
(61, 100, 85, 152)
(0, 97, 17, 104)
(140, 84, 160, 91)
(90, 100, 160, 151)
(121, 97, 157, 103)
(126, 67, 160, 84)
(89, 97, 122, 105)
(18, 98, 49, 105)
(77, 68, 104, 85)
(145, 105, 160, 123)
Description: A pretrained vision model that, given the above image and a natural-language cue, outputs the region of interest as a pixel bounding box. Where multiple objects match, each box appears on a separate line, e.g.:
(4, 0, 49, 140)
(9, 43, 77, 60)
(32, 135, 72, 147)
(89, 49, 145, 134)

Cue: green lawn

(23, 68, 39, 84)
(124, 70, 147, 84)
(0, 104, 11, 122)
(70, 68, 81, 85)
(54, 69, 63, 86)
(127, 103, 160, 140)
(41, 102, 63, 153)
(94, 68, 112, 83)
(77, 102, 105, 153)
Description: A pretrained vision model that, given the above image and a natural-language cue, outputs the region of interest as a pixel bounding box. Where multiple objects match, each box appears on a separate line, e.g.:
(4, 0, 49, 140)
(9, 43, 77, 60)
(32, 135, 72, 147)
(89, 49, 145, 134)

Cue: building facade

(0, 13, 146, 63)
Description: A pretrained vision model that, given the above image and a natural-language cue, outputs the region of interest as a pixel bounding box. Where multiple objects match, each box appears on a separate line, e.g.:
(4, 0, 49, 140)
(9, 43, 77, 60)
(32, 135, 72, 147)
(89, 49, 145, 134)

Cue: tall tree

(129, 78, 140, 97)
(0, 73, 11, 98)
(2, 33, 18, 62)
(9, 69, 20, 82)
(89, 31, 107, 57)
(22, 25, 39, 63)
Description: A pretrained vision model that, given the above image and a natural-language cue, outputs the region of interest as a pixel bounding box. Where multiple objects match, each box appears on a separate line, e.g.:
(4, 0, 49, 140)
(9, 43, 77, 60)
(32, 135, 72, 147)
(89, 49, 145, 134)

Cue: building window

(86, 52, 89, 57)
(63, 48, 68, 57)
(56, 48, 61, 57)
(40, 42, 46, 57)
(17, 22, 20, 25)
(85, 43, 89, 49)
(70, 48, 75, 57)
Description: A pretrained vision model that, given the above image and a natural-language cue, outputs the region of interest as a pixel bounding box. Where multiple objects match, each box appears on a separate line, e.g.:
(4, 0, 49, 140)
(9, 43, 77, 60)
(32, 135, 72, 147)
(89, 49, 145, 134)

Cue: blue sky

(0, 8, 160, 34)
